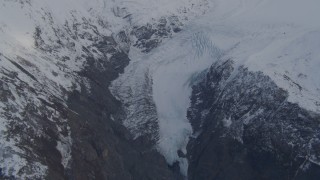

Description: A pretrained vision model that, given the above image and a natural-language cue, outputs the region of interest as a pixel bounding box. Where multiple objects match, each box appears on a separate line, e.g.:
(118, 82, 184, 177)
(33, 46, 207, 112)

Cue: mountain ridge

(1, 0, 320, 179)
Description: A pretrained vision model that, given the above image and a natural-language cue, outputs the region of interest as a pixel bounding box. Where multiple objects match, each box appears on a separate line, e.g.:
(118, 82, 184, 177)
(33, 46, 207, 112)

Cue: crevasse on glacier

(111, 29, 222, 175)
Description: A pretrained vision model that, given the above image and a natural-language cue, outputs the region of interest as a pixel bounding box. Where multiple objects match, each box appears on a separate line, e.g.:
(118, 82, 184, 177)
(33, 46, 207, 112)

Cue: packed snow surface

(115, 30, 221, 175)
(152, 30, 222, 175)
(112, 0, 320, 176)
(202, 0, 320, 113)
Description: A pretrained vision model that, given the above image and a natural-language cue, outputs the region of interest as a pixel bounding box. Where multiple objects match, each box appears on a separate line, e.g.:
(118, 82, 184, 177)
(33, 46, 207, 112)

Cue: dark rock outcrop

(187, 59, 320, 180)
(0, 20, 178, 179)
(65, 37, 176, 179)
(131, 16, 183, 53)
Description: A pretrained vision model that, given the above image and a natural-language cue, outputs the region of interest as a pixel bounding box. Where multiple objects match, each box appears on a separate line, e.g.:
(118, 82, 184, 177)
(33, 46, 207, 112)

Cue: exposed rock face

(131, 16, 183, 53)
(0, 0, 211, 178)
(2, 1, 320, 180)
(0, 2, 178, 178)
(0, 31, 177, 180)
(110, 18, 186, 145)
(187, 59, 320, 180)
(66, 38, 176, 180)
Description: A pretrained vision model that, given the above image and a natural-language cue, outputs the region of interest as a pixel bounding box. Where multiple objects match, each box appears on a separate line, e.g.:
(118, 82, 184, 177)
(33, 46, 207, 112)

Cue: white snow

(56, 134, 72, 168)
(196, 0, 320, 113)
(1, 0, 320, 178)
(0, 0, 109, 178)
(0, 0, 209, 177)
(222, 117, 232, 128)
(112, 28, 222, 176)
(112, 0, 320, 177)
(152, 30, 222, 175)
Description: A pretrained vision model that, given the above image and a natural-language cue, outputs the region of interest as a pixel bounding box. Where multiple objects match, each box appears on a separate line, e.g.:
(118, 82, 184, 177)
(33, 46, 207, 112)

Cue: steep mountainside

(0, 0, 320, 179)
(0, 0, 207, 179)
(187, 60, 320, 179)
(111, 0, 320, 178)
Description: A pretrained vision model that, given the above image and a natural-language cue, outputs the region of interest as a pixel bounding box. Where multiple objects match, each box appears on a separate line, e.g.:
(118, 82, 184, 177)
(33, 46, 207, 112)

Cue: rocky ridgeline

(187, 59, 320, 180)
(0, 2, 186, 179)
(109, 16, 186, 147)
(131, 16, 183, 53)
(2, 1, 319, 180)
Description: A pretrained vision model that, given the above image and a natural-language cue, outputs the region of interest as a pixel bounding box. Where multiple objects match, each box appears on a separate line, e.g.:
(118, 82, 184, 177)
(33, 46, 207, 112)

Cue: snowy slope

(111, 0, 320, 177)
(197, 0, 320, 113)
(109, 1, 211, 176)
(0, 0, 115, 178)
(0, 0, 209, 178)
(1, 0, 320, 178)
(152, 30, 222, 175)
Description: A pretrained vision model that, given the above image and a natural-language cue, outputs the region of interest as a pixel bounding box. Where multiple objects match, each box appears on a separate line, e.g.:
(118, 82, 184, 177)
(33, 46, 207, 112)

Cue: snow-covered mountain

(0, 0, 319, 179)
(112, 0, 320, 178)
(0, 0, 207, 179)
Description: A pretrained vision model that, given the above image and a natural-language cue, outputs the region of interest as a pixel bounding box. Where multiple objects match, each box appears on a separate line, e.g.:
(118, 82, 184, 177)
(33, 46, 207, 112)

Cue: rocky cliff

(187, 59, 320, 180)
(1, 0, 320, 180)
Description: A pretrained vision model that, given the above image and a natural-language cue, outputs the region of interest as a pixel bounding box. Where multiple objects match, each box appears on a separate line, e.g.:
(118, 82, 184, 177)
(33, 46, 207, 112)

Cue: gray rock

(187, 59, 320, 180)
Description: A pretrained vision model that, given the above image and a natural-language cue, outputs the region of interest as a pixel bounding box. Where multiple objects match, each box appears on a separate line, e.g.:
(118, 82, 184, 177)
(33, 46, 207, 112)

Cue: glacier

(0, 0, 209, 178)
(111, 0, 320, 177)
(112, 29, 222, 175)
(0, 0, 320, 178)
